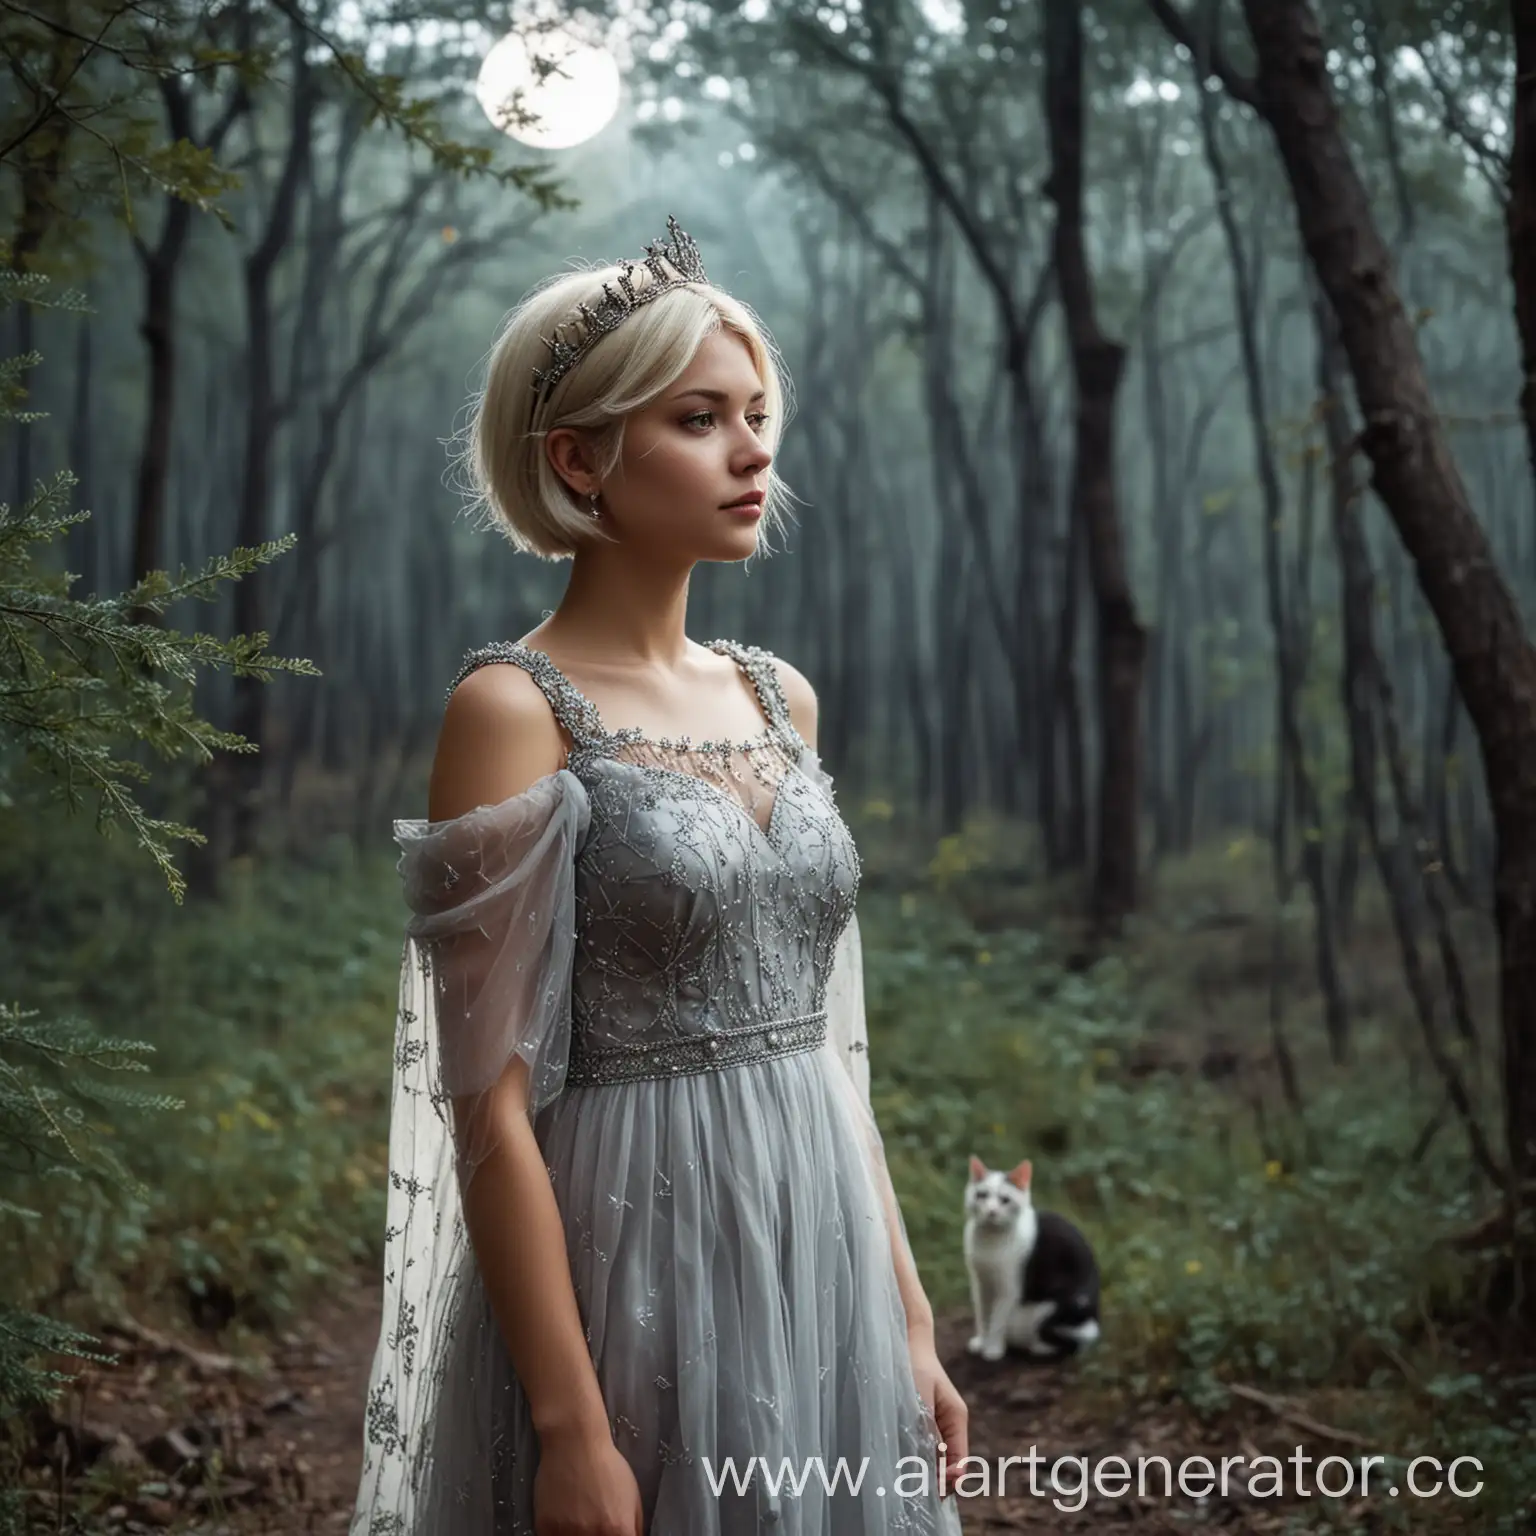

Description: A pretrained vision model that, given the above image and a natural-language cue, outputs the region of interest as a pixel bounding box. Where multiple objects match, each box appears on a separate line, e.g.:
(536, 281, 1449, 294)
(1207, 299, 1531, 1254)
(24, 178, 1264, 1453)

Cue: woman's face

(575, 328, 774, 563)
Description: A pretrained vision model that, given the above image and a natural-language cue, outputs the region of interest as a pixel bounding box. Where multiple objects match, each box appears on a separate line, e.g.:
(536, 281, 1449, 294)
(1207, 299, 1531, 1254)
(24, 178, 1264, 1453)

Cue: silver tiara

(531, 214, 709, 404)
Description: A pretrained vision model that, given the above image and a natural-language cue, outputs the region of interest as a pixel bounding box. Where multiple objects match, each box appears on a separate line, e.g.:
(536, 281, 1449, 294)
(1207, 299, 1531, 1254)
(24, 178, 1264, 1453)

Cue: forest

(1, 0, 1533, 1530)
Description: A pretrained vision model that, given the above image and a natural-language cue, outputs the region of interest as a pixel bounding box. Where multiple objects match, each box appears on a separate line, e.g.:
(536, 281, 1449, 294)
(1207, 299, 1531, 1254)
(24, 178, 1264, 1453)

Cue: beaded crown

(530, 214, 709, 405)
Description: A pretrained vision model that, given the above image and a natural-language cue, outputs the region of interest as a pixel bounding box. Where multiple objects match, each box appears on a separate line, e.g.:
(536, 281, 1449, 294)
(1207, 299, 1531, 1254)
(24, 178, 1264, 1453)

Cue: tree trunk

(1194, 64, 1349, 1060)
(1013, 367, 1062, 861)
(1047, 493, 1087, 870)
(1141, 292, 1175, 859)
(1317, 301, 1376, 943)
(130, 68, 244, 624)
(1240, 0, 1536, 1196)
(8, 55, 70, 521)
(1043, 0, 1146, 931)
(65, 305, 96, 590)
(203, 24, 315, 876)
(130, 192, 192, 607)
(1509, 0, 1536, 488)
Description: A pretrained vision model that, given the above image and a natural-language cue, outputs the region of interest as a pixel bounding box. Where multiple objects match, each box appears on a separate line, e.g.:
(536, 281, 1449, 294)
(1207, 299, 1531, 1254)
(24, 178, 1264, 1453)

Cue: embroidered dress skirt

(423, 1040, 960, 1534)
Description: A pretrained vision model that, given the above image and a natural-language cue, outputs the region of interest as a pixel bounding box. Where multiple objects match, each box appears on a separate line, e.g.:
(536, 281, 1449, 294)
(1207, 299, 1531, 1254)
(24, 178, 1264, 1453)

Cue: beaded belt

(563, 1009, 828, 1088)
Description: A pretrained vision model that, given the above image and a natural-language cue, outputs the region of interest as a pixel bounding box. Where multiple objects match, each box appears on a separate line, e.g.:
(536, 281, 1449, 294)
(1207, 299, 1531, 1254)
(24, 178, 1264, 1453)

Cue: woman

(352, 216, 968, 1535)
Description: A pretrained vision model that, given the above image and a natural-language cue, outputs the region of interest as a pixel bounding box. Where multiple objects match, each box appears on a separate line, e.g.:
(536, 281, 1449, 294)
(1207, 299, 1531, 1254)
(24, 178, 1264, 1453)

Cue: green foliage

(0, 0, 572, 261)
(0, 275, 316, 899)
(302, 39, 572, 203)
(0, 268, 313, 1502)
(0, 1, 244, 252)
(0, 988, 164, 1533)
(0, 1000, 180, 1199)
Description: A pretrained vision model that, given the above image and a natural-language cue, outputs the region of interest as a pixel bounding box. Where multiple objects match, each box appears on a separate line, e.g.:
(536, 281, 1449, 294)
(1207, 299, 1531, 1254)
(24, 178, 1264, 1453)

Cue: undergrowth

(855, 807, 1532, 1533)
(0, 802, 399, 1341)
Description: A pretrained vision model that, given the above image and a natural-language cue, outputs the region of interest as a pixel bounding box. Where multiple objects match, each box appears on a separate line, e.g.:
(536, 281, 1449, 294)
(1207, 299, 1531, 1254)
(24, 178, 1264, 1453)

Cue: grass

(1, 789, 1531, 1529)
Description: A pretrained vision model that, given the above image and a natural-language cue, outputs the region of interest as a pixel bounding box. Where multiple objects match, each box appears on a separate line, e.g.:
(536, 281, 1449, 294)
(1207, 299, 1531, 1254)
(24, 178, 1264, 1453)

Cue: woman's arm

(429, 668, 613, 1447)
(457, 1073, 612, 1443)
(872, 1164, 937, 1336)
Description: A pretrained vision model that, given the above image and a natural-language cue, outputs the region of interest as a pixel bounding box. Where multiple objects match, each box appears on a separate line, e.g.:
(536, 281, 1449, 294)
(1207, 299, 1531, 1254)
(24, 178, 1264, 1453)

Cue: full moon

(476, 27, 622, 150)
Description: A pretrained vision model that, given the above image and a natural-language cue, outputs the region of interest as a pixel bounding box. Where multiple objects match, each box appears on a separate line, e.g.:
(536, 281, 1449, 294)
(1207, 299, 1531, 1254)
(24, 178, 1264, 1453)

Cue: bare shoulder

(428, 661, 565, 823)
(764, 653, 818, 750)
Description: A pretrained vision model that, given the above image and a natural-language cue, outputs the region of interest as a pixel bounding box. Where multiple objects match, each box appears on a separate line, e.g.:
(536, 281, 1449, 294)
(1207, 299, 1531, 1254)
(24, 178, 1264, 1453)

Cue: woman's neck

(535, 545, 696, 668)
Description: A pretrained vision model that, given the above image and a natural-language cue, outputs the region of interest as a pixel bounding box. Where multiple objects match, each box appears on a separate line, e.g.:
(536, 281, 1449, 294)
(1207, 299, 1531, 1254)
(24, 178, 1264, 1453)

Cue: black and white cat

(963, 1155, 1101, 1362)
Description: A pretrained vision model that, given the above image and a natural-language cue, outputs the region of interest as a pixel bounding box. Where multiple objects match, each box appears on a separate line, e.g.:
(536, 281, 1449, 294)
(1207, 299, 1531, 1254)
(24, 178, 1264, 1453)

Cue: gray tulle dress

(351, 638, 962, 1536)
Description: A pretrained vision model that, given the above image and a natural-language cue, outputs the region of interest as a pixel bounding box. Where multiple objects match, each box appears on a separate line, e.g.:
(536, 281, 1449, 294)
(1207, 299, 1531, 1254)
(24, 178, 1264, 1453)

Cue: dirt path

(31, 1274, 1403, 1534)
(27, 1273, 379, 1534)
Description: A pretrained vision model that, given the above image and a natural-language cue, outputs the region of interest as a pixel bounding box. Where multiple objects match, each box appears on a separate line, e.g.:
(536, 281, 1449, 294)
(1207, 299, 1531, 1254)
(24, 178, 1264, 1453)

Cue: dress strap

(445, 641, 607, 750)
(705, 638, 805, 751)
(447, 637, 804, 755)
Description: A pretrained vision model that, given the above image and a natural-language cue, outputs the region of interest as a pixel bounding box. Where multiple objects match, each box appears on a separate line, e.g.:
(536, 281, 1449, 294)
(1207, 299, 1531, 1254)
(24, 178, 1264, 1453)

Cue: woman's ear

(544, 424, 597, 499)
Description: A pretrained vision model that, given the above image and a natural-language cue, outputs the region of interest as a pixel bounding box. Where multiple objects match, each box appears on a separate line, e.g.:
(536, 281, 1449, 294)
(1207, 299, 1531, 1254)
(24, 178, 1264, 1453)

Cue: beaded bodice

(445, 639, 862, 1087)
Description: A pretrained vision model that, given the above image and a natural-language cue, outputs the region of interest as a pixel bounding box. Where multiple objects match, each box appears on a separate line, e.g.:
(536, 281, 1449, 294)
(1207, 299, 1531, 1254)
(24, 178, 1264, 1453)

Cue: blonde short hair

(460, 260, 795, 560)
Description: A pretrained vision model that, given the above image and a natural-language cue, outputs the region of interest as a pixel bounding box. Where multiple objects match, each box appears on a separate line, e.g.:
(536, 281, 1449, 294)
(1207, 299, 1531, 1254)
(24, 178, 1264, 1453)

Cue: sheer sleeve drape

(397, 766, 590, 1138)
(822, 909, 924, 1291)
(802, 750, 926, 1310)
(825, 904, 872, 1107)
(351, 768, 589, 1536)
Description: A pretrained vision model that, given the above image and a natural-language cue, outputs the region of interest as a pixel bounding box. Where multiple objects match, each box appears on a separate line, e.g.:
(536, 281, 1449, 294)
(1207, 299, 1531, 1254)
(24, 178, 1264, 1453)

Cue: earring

(587, 491, 601, 520)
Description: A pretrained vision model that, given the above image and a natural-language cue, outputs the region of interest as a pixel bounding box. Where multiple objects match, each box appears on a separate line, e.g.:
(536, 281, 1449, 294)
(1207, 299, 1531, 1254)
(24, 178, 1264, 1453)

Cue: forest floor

(30, 1275, 1463, 1535)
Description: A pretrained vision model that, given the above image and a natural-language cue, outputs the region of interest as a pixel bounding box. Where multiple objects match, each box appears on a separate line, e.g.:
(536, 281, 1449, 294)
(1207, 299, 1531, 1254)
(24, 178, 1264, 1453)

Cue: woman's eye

(683, 410, 772, 432)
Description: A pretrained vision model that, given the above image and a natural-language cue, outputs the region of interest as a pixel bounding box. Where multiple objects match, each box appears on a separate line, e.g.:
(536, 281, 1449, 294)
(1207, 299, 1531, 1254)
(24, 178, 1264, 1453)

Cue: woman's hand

(534, 1427, 646, 1535)
(908, 1327, 969, 1501)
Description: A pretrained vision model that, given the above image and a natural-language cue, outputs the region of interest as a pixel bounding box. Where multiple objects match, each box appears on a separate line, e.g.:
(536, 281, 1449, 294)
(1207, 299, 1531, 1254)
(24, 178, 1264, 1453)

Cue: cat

(963, 1155, 1101, 1362)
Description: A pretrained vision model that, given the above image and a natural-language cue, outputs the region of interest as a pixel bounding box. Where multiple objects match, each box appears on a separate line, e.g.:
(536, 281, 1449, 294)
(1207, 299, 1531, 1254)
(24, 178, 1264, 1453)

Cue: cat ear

(1006, 1159, 1033, 1191)
(968, 1155, 988, 1181)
